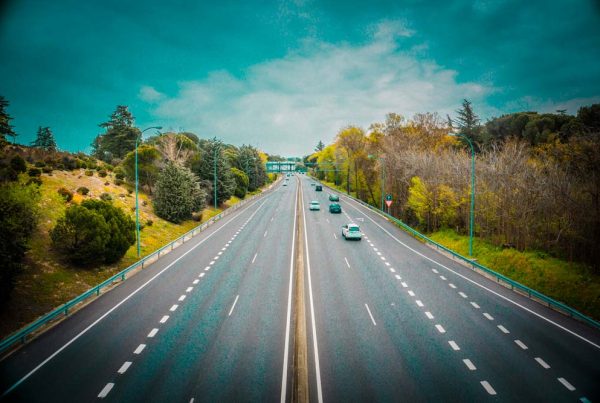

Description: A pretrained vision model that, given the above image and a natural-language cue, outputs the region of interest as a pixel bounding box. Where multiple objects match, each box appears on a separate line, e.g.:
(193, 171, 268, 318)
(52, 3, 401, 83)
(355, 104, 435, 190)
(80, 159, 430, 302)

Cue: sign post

(385, 194, 392, 213)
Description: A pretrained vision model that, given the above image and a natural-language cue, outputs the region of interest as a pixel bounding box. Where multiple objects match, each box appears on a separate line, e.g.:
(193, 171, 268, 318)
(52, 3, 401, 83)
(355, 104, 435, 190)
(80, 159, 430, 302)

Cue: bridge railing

(0, 177, 282, 355)
(317, 180, 600, 331)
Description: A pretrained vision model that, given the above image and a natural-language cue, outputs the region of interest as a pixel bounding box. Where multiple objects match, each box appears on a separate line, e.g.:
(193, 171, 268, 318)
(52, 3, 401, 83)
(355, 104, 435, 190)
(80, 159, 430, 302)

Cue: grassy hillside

(0, 168, 255, 339)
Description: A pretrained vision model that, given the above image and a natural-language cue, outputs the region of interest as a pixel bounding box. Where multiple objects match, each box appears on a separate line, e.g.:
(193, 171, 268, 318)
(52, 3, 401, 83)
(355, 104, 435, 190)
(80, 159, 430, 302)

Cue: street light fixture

(135, 126, 162, 257)
(449, 132, 475, 257)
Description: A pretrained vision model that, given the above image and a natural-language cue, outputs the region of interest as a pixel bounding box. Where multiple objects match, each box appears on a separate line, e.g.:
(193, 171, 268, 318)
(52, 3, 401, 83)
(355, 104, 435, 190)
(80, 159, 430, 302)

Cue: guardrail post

(121, 273, 126, 281)
(96, 287, 100, 296)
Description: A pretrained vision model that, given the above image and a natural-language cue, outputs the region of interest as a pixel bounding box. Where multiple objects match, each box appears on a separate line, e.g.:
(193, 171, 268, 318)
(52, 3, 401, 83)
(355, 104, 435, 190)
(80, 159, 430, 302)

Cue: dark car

(329, 203, 342, 213)
(329, 194, 339, 201)
(315, 185, 323, 191)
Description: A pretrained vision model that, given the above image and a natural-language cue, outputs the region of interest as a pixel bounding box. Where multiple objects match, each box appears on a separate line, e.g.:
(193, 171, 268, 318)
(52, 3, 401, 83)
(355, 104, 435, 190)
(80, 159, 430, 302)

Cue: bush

(0, 183, 39, 302)
(114, 168, 125, 180)
(85, 170, 94, 176)
(100, 193, 112, 201)
(231, 167, 249, 199)
(77, 186, 89, 195)
(26, 177, 42, 186)
(42, 166, 53, 174)
(0, 167, 18, 182)
(104, 181, 110, 186)
(146, 219, 153, 227)
(28, 168, 41, 177)
(50, 200, 135, 265)
(154, 163, 207, 223)
(10, 155, 27, 173)
(98, 169, 107, 178)
(34, 161, 46, 168)
(57, 187, 73, 202)
(114, 178, 124, 186)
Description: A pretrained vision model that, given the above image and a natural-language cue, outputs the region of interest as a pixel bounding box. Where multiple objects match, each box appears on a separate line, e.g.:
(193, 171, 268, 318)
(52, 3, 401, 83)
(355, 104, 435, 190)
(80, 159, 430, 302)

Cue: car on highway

(341, 223, 362, 240)
(309, 200, 320, 211)
(283, 182, 287, 186)
(315, 185, 323, 191)
(329, 203, 342, 213)
(329, 194, 339, 201)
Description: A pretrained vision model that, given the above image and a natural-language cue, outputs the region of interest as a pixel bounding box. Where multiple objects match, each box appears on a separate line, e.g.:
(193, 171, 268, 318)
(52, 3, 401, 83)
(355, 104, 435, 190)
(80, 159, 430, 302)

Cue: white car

(309, 200, 320, 211)
(341, 223, 362, 240)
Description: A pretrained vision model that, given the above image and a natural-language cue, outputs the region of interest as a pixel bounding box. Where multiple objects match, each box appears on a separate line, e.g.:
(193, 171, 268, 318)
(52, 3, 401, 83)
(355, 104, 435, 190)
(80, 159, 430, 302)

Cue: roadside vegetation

(307, 101, 600, 320)
(0, 98, 274, 339)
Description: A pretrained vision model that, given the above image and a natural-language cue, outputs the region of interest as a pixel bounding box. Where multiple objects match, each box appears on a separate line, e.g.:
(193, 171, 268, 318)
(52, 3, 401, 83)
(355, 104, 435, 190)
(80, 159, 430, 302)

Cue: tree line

(308, 101, 600, 271)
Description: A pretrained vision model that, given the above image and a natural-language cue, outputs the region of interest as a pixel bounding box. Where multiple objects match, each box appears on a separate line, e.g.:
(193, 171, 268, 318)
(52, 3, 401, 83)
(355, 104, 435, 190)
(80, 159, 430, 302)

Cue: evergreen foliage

(191, 139, 236, 205)
(0, 96, 16, 147)
(92, 106, 141, 162)
(154, 162, 207, 223)
(31, 126, 58, 152)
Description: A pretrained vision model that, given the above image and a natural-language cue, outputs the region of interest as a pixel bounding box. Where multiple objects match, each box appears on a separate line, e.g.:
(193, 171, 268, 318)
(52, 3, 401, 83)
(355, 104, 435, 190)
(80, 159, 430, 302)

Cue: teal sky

(1, 0, 599, 156)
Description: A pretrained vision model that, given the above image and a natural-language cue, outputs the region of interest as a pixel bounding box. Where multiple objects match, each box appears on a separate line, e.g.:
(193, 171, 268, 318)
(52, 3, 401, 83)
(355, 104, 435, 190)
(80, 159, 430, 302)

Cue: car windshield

(311, 201, 319, 205)
(349, 226, 360, 232)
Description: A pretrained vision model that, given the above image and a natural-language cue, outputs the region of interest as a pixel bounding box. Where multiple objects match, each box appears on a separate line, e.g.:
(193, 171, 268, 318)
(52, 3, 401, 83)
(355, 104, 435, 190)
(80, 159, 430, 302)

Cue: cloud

(138, 85, 165, 103)
(146, 21, 493, 156)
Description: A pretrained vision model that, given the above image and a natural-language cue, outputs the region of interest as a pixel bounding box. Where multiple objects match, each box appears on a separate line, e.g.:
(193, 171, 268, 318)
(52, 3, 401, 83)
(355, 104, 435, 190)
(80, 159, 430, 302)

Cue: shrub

(98, 169, 107, 178)
(85, 170, 94, 176)
(114, 168, 125, 180)
(0, 167, 18, 182)
(77, 186, 89, 195)
(104, 164, 114, 172)
(0, 183, 39, 301)
(230, 167, 249, 199)
(104, 181, 110, 186)
(57, 187, 73, 202)
(114, 178, 124, 186)
(28, 168, 42, 177)
(10, 155, 27, 173)
(146, 219, 153, 227)
(50, 200, 135, 265)
(42, 166, 53, 174)
(192, 212, 202, 222)
(154, 162, 207, 223)
(100, 193, 112, 201)
(34, 161, 46, 168)
(26, 177, 42, 186)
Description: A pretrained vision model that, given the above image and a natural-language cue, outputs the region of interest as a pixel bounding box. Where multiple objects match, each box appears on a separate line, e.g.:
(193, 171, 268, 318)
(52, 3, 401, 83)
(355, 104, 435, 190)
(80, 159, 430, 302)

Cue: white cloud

(138, 85, 165, 103)
(146, 21, 493, 156)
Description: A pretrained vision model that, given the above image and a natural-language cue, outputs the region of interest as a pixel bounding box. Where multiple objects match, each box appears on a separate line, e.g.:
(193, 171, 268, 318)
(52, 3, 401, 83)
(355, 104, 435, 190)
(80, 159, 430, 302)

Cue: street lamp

(368, 154, 385, 211)
(135, 126, 162, 257)
(449, 132, 475, 257)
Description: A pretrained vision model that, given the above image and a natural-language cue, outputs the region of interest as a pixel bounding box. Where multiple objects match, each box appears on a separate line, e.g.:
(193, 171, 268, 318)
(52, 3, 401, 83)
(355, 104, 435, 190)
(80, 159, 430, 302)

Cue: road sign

(385, 194, 392, 201)
(385, 200, 392, 207)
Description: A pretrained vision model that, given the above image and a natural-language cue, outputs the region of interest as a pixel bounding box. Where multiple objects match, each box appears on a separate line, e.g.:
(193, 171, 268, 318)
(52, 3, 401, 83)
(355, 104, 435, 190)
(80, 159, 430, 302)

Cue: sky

(1, 0, 599, 156)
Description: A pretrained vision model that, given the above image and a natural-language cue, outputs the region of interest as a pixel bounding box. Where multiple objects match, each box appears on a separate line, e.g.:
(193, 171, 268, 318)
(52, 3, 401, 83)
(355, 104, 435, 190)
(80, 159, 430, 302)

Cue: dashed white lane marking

(535, 357, 551, 369)
(435, 324, 446, 333)
(199, 273, 205, 277)
(209, 261, 215, 266)
(384, 262, 391, 266)
(408, 290, 415, 297)
(333, 233, 337, 239)
(483, 313, 494, 321)
(498, 325, 510, 334)
(463, 359, 476, 370)
(271, 217, 274, 222)
(458, 292, 467, 298)
(380, 256, 386, 261)
(148, 328, 159, 338)
(217, 251, 223, 256)
(178, 295, 186, 302)
(221, 247, 226, 251)
(395, 275, 401, 280)
(190, 397, 195, 403)
(160, 315, 169, 324)
(471, 302, 480, 309)
(98, 383, 114, 398)
(425, 311, 434, 320)
(440, 275, 447, 280)
(557, 377, 576, 391)
(481, 381, 497, 395)
(344, 257, 350, 268)
(389, 268, 395, 273)
(264, 230, 268, 237)
(170, 304, 178, 312)
(401, 282, 408, 288)
(326, 218, 329, 223)
(228, 295, 240, 316)
(432, 269, 439, 274)
(214, 256, 219, 260)
(416, 300, 424, 307)
(186, 287, 193, 293)
(376, 251, 382, 256)
(118, 361, 132, 374)
(373, 248, 378, 252)
(448, 340, 460, 350)
(514, 340, 528, 350)
(252, 253, 258, 263)
(204, 266, 210, 271)
(134, 344, 146, 354)
(449, 283, 457, 289)
(193, 279, 199, 285)
(365, 304, 377, 326)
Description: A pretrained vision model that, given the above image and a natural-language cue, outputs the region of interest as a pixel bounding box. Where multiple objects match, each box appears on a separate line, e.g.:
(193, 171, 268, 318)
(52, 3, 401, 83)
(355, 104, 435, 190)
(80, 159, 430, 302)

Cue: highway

(1, 173, 599, 402)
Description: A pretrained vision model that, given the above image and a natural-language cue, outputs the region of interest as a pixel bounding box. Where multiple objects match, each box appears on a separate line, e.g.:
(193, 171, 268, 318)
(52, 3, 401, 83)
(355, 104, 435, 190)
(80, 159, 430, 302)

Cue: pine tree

(192, 138, 236, 205)
(0, 96, 16, 146)
(154, 163, 206, 223)
(455, 99, 480, 139)
(93, 106, 140, 162)
(315, 140, 325, 152)
(31, 126, 57, 151)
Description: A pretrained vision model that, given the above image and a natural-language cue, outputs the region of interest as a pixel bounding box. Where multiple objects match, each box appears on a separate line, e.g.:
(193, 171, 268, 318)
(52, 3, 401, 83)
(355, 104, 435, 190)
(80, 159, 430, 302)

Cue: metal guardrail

(316, 179, 600, 330)
(0, 178, 281, 355)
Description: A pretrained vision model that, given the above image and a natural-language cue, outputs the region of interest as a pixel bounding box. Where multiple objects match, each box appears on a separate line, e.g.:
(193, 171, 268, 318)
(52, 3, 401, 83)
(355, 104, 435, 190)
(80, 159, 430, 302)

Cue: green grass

(0, 171, 266, 339)
(429, 229, 600, 321)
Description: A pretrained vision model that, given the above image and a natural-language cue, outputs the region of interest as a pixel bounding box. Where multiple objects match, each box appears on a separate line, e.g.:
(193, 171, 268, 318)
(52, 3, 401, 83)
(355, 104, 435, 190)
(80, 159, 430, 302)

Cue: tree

(455, 99, 482, 145)
(121, 145, 161, 192)
(230, 167, 249, 198)
(315, 140, 325, 152)
(238, 145, 268, 191)
(92, 106, 140, 162)
(31, 126, 58, 152)
(0, 96, 16, 147)
(0, 183, 39, 302)
(192, 139, 236, 205)
(51, 200, 135, 266)
(154, 162, 207, 223)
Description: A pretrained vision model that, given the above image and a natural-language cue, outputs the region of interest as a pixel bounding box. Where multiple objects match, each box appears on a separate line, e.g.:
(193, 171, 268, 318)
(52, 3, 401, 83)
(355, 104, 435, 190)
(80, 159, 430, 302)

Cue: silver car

(341, 223, 362, 240)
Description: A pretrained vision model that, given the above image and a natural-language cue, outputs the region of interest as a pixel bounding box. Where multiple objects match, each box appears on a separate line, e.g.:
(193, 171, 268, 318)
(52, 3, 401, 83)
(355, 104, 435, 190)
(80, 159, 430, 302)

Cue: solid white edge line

(2, 195, 272, 397)
(280, 180, 298, 403)
(342, 196, 600, 350)
(365, 303, 377, 326)
(228, 295, 240, 317)
(97, 383, 114, 398)
(301, 179, 324, 403)
(118, 361, 132, 374)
